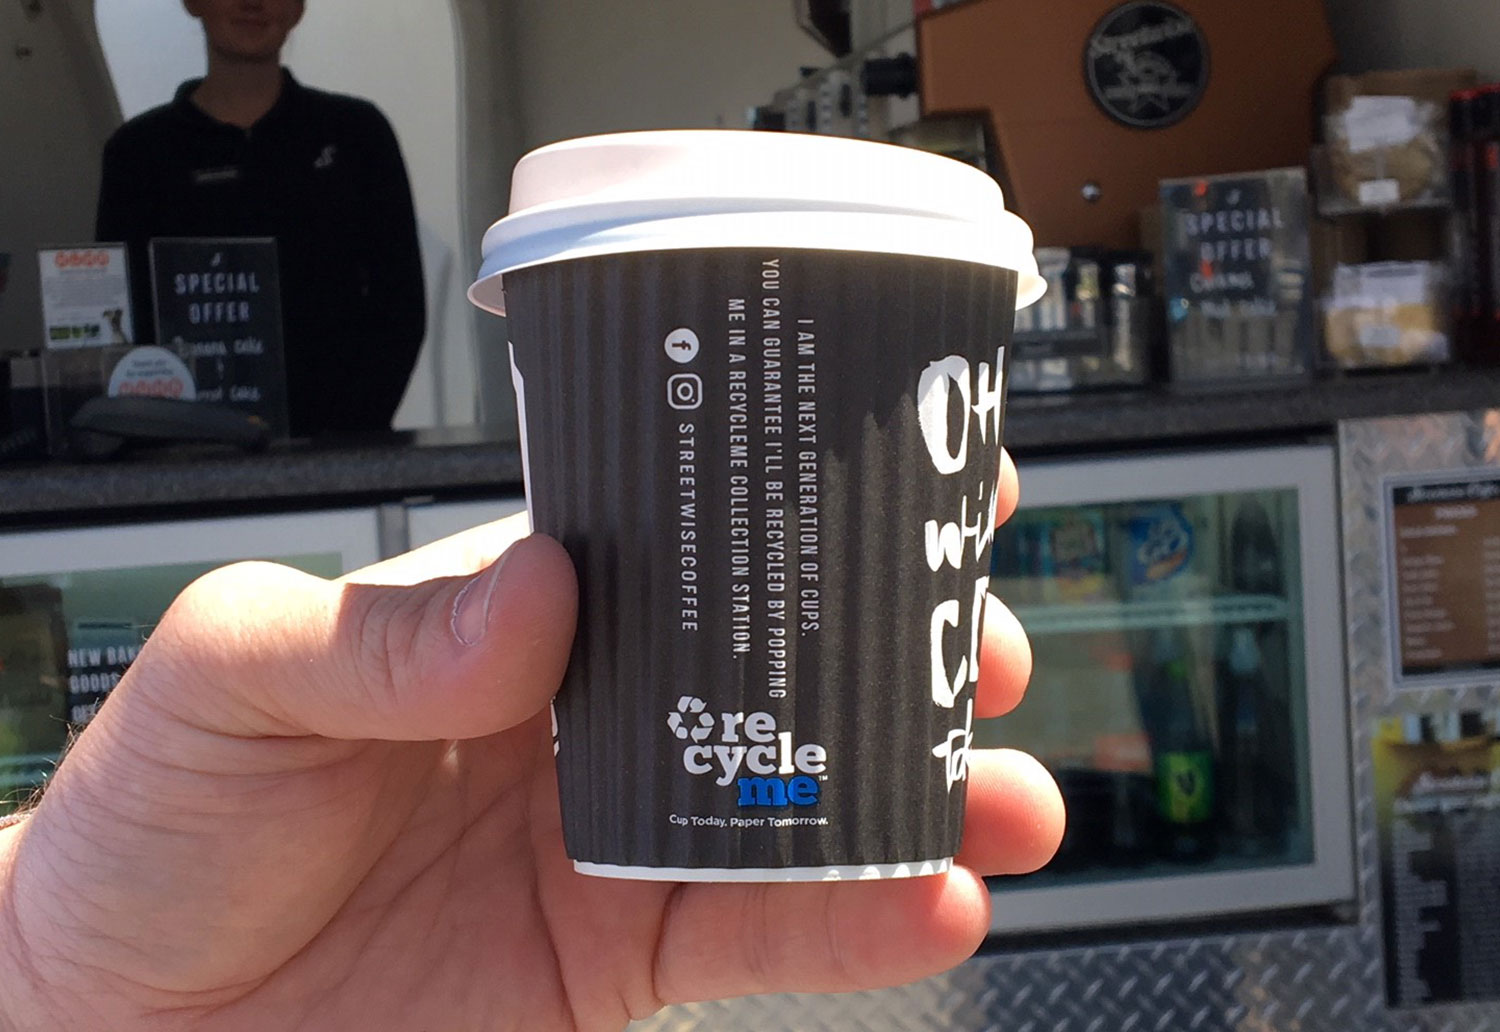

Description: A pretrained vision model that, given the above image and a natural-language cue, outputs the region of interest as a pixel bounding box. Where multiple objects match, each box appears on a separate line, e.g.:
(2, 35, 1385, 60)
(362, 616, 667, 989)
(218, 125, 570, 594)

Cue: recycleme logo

(666, 698, 826, 807)
(666, 695, 714, 741)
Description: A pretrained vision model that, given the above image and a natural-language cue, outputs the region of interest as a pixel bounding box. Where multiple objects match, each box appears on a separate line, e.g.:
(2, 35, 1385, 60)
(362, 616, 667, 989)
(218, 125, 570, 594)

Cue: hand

(0, 451, 1062, 1031)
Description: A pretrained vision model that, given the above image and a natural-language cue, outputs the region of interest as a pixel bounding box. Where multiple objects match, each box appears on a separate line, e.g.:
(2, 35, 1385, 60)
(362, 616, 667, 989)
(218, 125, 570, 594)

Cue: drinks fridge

(0, 510, 381, 813)
(980, 445, 1354, 933)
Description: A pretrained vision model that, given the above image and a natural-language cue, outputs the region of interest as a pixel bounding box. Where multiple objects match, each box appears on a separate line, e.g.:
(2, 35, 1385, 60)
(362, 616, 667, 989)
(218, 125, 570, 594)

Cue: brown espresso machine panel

(918, 0, 1336, 248)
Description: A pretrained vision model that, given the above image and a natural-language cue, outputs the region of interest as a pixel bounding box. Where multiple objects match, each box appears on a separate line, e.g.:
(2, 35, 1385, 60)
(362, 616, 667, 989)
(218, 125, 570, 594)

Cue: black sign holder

(149, 238, 289, 437)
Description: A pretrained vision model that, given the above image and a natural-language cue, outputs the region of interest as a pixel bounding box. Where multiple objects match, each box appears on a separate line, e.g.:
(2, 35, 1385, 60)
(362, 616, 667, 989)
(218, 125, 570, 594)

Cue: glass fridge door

(0, 509, 381, 813)
(980, 445, 1353, 933)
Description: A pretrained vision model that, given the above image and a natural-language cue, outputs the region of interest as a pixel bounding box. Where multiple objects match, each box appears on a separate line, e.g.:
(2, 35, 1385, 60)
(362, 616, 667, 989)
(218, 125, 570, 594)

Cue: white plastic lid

(469, 130, 1044, 316)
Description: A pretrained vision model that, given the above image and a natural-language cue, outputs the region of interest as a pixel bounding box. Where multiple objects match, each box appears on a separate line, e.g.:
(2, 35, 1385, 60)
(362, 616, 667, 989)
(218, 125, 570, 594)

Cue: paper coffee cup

(471, 131, 1042, 881)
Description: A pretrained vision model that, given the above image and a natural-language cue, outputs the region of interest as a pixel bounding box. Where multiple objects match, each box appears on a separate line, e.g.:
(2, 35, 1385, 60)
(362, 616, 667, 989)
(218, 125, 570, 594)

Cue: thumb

(136, 533, 578, 741)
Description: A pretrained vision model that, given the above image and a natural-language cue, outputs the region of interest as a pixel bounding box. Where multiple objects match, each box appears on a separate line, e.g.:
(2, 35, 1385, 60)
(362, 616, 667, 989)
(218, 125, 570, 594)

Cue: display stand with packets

(1316, 69, 1471, 215)
(1322, 260, 1451, 369)
(35, 238, 287, 458)
(1309, 68, 1480, 372)
(33, 243, 139, 454)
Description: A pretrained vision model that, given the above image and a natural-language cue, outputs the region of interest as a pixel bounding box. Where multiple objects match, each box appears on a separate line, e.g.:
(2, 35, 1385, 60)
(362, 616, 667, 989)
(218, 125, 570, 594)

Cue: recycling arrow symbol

(666, 695, 713, 742)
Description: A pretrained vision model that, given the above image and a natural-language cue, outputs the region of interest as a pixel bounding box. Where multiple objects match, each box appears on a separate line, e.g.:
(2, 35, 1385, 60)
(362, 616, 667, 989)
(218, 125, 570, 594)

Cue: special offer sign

(38, 245, 133, 349)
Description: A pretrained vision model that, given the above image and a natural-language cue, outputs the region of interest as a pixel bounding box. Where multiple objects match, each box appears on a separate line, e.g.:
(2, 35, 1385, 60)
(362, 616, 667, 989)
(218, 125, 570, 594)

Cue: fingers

(135, 533, 577, 741)
(340, 510, 532, 587)
(994, 448, 1019, 528)
(652, 868, 991, 1006)
(649, 744, 1063, 1007)
(639, 442, 1047, 1009)
(975, 592, 1032, 719)
(955, 749, 1065, 875)
(977, 448, 1030, 718)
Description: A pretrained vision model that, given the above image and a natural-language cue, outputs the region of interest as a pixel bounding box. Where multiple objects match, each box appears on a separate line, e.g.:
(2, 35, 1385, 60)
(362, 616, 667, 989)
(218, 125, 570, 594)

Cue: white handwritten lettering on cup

(916, 353, 1005, 475)
(916, 348, 1005, 791)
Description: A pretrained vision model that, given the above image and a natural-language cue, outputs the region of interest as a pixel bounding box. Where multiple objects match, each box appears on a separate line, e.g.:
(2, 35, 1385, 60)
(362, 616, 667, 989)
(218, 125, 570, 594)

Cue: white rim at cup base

(572, 858, 954, 883)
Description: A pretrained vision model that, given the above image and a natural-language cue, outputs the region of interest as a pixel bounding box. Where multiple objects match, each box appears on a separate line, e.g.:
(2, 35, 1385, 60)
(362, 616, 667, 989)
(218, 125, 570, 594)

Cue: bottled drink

(1142, 627, 1217, 863)
(1228, 495, 1282, 596)
(1218, 626, 1280, 856)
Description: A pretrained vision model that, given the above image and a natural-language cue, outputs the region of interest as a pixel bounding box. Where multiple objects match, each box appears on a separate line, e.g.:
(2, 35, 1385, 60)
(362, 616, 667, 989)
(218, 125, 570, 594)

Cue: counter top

(0, 426, 526, 525)
(4, 367, 1500, 526)
(1003, 365, 1500, 454)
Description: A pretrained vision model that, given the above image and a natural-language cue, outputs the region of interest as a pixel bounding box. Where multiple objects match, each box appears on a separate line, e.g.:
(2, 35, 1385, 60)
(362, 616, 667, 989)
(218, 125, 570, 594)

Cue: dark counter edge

(0, 426, 527, 524)
(5, 367, 1500, 524)
(1004, 365, 1500, 454)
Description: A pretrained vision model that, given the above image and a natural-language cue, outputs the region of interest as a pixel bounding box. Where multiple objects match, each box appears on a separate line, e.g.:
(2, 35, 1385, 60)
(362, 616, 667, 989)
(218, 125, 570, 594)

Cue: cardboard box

(1323, 67, 1480, 115)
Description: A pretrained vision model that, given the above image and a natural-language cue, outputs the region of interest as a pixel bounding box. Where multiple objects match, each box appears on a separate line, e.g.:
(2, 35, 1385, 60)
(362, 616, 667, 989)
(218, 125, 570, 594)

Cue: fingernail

(452, 551, 511, 647)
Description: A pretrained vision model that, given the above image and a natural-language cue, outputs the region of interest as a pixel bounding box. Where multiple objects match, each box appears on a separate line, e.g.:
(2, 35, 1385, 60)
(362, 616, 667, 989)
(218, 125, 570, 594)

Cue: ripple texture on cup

(506, 247, 1016, 877)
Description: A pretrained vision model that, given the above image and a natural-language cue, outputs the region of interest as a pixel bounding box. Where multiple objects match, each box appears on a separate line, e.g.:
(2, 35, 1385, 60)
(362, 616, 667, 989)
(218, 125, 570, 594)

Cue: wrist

(0, 816, 51, 1032)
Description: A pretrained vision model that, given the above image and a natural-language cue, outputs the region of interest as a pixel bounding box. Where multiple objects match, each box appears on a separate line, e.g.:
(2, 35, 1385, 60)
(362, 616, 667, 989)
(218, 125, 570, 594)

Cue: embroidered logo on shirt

(314, 144, 337, 170)
(192, 166, 241, 185)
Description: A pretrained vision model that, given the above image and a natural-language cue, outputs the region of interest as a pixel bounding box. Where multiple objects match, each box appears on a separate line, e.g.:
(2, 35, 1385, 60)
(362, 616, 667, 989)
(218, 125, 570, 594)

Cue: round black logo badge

(1085, 1, 1209, 130)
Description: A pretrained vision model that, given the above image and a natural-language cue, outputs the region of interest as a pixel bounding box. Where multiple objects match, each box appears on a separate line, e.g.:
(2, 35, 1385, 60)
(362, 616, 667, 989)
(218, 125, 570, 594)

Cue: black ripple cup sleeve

(471, 131, 1040, 881)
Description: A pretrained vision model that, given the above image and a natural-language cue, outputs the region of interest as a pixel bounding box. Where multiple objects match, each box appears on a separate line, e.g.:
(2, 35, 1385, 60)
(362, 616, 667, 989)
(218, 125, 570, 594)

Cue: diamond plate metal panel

(628, 418, 1500, 1032)
(1339, 411, 1500, 1032)
(629, 931, 1391, 1032)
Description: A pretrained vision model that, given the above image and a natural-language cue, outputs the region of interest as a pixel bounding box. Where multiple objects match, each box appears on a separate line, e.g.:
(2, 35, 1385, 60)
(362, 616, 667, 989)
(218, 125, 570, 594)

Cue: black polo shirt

(96, 70, 425, 437)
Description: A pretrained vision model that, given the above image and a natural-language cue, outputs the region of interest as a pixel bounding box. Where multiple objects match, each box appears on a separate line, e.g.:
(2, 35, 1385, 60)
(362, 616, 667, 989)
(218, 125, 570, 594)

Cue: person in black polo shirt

(96, 0, 425, 437)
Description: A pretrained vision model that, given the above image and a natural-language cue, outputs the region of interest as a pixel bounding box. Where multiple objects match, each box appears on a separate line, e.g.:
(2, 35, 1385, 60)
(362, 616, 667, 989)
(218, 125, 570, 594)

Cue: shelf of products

(1011, 593, 1292, 636)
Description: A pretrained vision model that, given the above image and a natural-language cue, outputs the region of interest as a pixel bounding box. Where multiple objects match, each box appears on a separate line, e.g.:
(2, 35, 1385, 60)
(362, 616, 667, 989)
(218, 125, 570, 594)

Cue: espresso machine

(760, 0, 1337, 392)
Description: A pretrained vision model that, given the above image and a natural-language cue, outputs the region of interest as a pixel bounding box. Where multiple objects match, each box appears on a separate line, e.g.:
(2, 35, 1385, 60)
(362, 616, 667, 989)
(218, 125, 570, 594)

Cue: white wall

(0, 0, 120, 354)
(505, 0, 828, 150)
(1326, 0, 1500, 79)
(452, 0, 827, 426)
(93, 0, 475, 429)
(93, 0, 202, 115)
(282, 1, 473, 429)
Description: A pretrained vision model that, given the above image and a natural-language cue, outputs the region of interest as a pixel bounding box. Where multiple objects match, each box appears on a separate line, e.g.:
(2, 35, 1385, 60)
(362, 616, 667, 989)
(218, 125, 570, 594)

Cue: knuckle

(158, 561, 298, 653)
(141, 561, 317, 730)
(338, 582, 437, 715)
(169, 560, 268, 615)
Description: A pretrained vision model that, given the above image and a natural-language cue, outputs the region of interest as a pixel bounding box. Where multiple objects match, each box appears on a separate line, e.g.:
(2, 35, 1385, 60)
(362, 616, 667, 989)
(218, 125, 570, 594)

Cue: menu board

(1373, 711, 1500, 1008)
(149, 238, 289, 436)
(1388, 475, 1500, 683)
